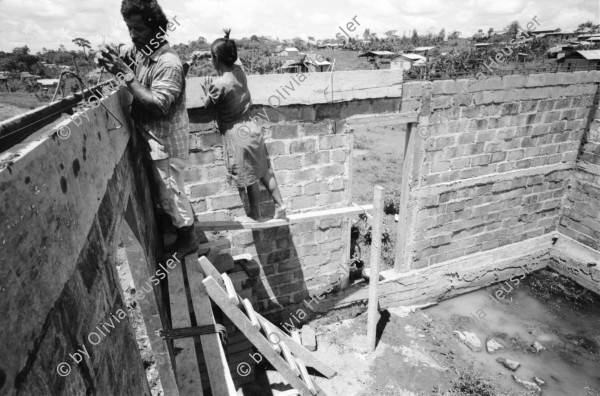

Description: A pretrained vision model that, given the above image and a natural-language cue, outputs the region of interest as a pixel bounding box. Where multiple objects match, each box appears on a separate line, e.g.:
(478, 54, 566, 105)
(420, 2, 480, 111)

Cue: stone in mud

(486, 338, 504, 354)
(533, 377, 545, 386)
(513, 375, 542, 395)
(453, 330, 482, 352)
(496, 357, 521, 371)
(531, 341, 545, 353)
(301, 324, 317, 351)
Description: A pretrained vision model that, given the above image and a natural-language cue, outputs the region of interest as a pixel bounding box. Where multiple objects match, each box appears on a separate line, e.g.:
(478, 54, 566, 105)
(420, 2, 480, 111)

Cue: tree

(385, 30, 398, 39)
(250, 35, 259, 42)
(448, 31, 461, 40)
(506, 21, 520, 39)
(308, 36, 315, 42)
(72, 38, 91, 60)
(576, 21, 600, 33)
(437, 28, 446, 43)
(363, 28, 371, 41)
(488, 27, 494, 37)
(412, 29, 419, 45)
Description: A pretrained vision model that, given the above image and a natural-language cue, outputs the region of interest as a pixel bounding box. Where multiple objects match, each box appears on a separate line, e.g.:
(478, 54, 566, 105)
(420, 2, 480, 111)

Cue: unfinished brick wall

(184, 71, 404, 313)
(559, 88, 600, 250)
(0, 91, 158, 395)
(551, 84, 600, 292)
(400, 72, 600, 269)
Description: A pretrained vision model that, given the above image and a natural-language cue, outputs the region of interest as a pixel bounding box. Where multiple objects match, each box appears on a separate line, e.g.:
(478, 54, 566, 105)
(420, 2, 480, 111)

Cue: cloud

(0, 0, 597, 52)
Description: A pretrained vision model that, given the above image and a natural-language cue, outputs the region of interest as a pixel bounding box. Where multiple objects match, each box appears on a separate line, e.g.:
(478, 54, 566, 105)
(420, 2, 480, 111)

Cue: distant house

(358, 51, 396, 59)
(317, 43, 340, 49)
(37, 79, 60, 88)
(411, 46, 436, 55)
(537, 31, 578, 41)
(280, 54, 332, 73)
(358, 51, 396, 68)
(19, 72, 41, 81)
(275, 47, 300, 57)
(390, 53, 426, 70)
(556, 50, 600, 70)
(472, 30, 487, 42)
(547, 43, 575, 58)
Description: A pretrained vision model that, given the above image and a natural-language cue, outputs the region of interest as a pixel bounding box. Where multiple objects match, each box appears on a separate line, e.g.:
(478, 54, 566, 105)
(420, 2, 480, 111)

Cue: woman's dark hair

(211, 29, 238, 67)
(121, 0, 169, 35)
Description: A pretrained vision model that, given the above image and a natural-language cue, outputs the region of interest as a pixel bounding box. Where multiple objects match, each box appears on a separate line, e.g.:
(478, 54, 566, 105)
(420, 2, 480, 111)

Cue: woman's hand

(200, 76, 213, 96)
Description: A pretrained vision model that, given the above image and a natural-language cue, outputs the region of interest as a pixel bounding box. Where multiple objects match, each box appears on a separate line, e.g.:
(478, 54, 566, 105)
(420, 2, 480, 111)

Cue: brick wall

(184, 71, 405, 313)
(0, 91, 155, 395)
(558, 85, 600, 250)
(401, 72, 600, 268)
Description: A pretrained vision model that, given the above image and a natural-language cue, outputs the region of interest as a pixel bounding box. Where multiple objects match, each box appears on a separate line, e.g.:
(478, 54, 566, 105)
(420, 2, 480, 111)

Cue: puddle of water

(425, 272, 600, 395)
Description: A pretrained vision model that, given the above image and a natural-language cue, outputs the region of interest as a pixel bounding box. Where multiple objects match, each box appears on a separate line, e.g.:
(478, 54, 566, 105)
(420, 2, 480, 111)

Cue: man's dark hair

(121, 0, 169, 34)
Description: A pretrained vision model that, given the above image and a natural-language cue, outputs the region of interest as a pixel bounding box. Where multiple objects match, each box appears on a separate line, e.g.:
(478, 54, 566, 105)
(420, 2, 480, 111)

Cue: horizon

(0, 0, 598, 53)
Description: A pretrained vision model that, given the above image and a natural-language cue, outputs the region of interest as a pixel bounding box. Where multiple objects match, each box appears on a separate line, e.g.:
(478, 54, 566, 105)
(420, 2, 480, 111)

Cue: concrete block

(266, 140, 286, 156)
(190, 181, 222, 198)
(304, 151, 330, 166)
(271, 124, 299, 139)
(273, 155, 302, 171)
(319, 135, 348, 150)
(289, 139, 317, 153)
(302, 122, 333, 136)
(318, 163, 345, 178)
(210, 193, 243, 210)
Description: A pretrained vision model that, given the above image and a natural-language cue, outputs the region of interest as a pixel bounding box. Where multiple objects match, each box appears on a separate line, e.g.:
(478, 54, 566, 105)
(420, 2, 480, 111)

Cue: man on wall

(98, 0, 198, 257)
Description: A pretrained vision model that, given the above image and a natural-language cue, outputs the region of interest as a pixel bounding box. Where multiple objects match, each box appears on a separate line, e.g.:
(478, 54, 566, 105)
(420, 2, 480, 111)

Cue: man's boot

(168, 225, 199, 258)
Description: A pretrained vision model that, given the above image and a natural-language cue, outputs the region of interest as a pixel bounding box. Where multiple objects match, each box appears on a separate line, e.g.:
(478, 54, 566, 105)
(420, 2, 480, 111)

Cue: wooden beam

(202, 276, 316, 396)
(196, 205, 373, 231)
(394, 122, 416, 272)
(168, 255, 204, 394)
(185, 255, 237, 396)
(242, 298, 261, 330)
(367, 186, 384, 351)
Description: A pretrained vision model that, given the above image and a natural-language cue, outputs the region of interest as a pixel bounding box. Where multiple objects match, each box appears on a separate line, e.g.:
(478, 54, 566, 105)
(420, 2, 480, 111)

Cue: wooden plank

(168, 255, 204, 395)
(280, 341, 301, 376)
(290, 330, 302, 345)
(367, 186, 385, 351)
(202, 276, 315, 396)
(196, 205, 373, 231)
(198, 257, 226, 288)
(222, 273, 240, 306)
(296, 358, 317, 395)
(394, 122, 415, 272)
(259, 317, 281, 353)
(196, 256, 336, 379)
(255, 313, 337, 379)
(184, 255, 237, 396)
(242, 299, 261, 329)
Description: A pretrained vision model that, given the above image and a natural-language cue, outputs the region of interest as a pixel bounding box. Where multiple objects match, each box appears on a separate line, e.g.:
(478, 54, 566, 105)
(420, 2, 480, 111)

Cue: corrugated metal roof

(413, 46, 436, 51)
(393, 53, 426, 61)
(358, 51, 396, 58)
(577, 50, 600, 60)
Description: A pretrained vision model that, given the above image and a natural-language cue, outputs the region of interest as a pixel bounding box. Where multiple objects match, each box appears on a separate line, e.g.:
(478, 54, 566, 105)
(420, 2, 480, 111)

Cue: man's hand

(97, 45, 133, 77)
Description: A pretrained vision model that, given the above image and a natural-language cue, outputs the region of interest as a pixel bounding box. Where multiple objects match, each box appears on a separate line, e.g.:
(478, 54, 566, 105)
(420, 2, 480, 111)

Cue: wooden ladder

(197, 256, 337, 396)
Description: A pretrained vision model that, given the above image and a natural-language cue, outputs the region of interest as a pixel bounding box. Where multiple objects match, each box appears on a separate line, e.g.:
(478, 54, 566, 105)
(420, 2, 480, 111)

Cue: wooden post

(367, 185, 384, 351)
(394, 122, 415, 272)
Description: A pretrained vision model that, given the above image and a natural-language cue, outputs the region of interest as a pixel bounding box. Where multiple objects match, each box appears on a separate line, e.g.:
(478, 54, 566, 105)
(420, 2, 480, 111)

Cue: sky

(0, 0, 598, 53)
